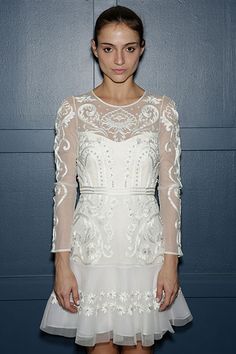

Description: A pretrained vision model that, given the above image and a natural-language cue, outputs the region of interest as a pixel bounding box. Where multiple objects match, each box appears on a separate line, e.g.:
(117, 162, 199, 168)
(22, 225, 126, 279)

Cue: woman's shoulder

(59, 90, 92, 104)
(147, 91, 177, 107)
(146, 92, 179, 125)
(72, 89, 96, 102)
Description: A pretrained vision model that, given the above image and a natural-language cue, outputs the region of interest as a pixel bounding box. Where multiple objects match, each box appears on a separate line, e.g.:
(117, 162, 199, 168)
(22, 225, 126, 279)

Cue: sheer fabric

(50, 91, 183, 258)
(158, 95, 183, 256)
(40, 90, 193, 347)
(51, 96, 78, 252)
(40, 260, 192, 347)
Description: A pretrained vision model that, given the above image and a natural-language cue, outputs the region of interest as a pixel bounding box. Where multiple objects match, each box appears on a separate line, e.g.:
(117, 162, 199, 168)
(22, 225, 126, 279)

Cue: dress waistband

(79, 186, 156, 195)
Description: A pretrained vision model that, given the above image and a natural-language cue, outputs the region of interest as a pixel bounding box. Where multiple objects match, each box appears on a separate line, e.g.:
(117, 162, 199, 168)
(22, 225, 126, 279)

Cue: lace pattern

(76, 93, 161, 142)
(51, 91, 183, 258)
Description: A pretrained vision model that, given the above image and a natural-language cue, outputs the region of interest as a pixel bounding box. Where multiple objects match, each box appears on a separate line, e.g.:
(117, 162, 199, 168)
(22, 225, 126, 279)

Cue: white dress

(40, 89, 193, 347)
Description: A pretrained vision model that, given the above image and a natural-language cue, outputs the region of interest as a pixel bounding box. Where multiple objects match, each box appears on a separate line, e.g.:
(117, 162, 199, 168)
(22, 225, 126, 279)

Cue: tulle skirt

(40, 258, 193, 347)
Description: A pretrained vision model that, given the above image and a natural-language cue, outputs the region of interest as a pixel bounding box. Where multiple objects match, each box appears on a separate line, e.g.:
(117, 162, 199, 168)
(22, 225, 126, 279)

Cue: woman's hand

(54, 253, 80, 313)
(156, 254, 180, 311)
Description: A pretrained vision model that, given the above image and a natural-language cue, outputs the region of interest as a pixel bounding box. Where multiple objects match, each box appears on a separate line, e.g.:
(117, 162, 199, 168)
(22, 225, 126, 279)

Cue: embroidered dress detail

(49, 287, 168, 315)
(40, 90, 193, 347)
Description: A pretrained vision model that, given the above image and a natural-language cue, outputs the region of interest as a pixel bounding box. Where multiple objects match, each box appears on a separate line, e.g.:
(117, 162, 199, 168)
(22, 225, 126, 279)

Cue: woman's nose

(114, 50, 125, 65)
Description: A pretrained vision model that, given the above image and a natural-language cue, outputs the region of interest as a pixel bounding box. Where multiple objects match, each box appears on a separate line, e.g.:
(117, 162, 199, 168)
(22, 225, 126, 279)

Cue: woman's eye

(103, 47, 112, 53)
(127, 47, 135, 52)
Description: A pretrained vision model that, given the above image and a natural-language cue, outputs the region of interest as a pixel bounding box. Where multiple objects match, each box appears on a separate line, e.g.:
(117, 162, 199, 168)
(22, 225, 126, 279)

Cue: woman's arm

(156, 95, 183, 310)
(158, 95, 183, 257)
(51, 96, 79, 312)
(51, 96, 78, 254)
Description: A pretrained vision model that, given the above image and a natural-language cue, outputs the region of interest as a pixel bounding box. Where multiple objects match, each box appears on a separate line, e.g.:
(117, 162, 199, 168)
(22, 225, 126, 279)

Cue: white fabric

(40, 90, 193, 346)
(40, 259, 193, 347)
(50, 90, 183, 256)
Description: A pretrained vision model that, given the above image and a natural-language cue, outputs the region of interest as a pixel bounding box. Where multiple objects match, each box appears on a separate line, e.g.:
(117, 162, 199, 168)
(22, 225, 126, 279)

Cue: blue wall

(0, 0, 235, 353)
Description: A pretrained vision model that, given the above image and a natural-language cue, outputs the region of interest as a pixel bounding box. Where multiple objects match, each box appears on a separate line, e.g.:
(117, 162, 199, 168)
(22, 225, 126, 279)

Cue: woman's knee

(86, 340, 121, 354)
(121, 340, 153, 354)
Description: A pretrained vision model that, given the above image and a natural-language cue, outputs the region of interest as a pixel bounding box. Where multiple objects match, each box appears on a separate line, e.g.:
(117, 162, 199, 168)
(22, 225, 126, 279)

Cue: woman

(40, 5, 193, 354)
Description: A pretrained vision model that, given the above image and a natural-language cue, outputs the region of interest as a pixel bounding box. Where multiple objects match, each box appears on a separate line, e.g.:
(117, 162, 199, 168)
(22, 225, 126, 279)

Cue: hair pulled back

(93, 5, 145, 48)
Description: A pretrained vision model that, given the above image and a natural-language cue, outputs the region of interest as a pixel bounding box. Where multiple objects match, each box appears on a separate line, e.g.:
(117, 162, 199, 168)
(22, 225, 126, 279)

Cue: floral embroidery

(124, 196, 164, 264)
(76, 94, 161, 142)
(77, 103, 100, 126)
(138, 104, 159, 127)
(70, 194, 118, 264)
(50, 287, 183, 316)
(101, 109, 137, 141)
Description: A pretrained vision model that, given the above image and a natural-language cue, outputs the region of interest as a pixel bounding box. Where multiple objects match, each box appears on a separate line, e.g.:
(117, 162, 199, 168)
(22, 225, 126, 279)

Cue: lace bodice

(50, 90, 183, 258)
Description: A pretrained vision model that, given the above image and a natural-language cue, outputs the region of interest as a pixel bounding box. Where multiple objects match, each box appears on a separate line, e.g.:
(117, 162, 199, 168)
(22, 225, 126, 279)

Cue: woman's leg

(86, 340, 121, 354)
(121, 341, 154, 354)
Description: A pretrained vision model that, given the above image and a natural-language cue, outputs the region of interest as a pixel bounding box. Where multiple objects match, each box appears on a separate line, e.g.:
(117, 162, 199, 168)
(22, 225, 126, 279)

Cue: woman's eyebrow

(100, 42, 139, 46)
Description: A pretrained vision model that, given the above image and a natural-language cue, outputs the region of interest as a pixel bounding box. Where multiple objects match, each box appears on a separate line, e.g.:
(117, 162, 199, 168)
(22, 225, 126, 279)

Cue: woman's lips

(112, 69, 127, 74)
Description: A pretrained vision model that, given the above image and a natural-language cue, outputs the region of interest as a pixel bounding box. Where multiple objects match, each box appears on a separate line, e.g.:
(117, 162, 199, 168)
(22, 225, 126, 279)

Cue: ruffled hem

(40, 314, 193, 347)
(40, 259, 193, 347)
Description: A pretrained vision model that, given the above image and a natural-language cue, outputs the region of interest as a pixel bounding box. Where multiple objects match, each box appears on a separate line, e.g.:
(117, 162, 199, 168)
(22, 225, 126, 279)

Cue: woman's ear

(91, 39, 98, 58)
(140, 46, 145, 57)
(140, 41, 145, 57)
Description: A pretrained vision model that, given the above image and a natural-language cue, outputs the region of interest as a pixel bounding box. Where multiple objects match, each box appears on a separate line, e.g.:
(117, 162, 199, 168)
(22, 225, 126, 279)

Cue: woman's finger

(72, 283, 80, 306)
(156, 282, 164, 303)
(159, 289, 172, 311)
(56, 293, 64, 309)
(62, 292, 72, 311)
(165, 286, 179, 308)
(169, 293, 175, 306)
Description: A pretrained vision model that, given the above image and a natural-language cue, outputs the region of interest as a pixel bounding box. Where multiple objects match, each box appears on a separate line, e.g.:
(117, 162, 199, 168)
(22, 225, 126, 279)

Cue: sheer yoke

(40, 90, 193, 347)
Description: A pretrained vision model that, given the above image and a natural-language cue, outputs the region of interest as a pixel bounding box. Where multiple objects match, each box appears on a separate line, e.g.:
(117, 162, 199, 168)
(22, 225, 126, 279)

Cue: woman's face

(91, 22, 145, 83)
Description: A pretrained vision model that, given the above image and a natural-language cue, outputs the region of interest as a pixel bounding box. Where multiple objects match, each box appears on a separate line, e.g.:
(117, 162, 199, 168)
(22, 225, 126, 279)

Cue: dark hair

(93, 5, 145, 48)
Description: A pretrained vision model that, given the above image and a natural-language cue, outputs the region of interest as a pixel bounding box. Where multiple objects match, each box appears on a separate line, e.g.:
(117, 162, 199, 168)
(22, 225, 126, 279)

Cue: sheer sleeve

(157, 95, 183, 257)
(50, 96, 78, 253)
